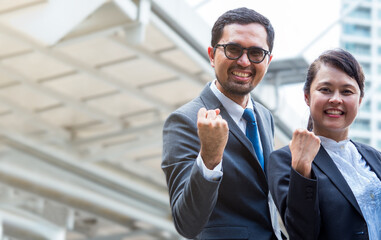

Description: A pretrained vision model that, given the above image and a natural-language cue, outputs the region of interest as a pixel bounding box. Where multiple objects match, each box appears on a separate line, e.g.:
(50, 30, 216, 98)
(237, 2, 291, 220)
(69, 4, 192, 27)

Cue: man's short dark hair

(211, 7, 275, 52)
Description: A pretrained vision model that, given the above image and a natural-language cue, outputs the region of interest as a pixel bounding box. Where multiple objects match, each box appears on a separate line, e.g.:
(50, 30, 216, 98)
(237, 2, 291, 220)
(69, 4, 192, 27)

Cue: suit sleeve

(161, 110, 221, 239)
(268, 147, 321, 240)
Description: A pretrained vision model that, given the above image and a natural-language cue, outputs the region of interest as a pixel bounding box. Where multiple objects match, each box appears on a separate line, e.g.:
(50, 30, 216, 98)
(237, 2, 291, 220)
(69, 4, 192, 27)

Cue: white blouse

(319, 136, 381, 240)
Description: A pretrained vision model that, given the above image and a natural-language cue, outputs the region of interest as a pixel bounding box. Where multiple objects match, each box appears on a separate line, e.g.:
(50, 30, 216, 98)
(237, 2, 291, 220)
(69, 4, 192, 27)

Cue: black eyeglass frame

(214, 43, 271, 63)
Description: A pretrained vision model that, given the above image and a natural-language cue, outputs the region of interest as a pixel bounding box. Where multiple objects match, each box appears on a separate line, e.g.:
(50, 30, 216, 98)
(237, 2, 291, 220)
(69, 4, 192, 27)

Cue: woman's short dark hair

(211, 7, 274, 53)
(304, 48, 365, 131)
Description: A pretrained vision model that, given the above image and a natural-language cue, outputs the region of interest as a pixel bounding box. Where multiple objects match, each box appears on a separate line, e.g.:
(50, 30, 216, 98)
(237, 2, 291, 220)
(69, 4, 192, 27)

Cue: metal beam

(0, 64, 122, 129)
(0, 5, 175, 114)
(3, 0, 108, 45)
(87, 129, 161, 162)
(151, 0, 211, 62)
(149, 10, 214, 76)
(124, 0, 151, 44)
(55, 0, 213, 108)
(111, 35, 207, 87)
(0, 205, 65, 240)
(0, 130, 169, 211)
(0, 161, 177, 235)
(73, 120, 164, 145)
(0, 94, 70, 140)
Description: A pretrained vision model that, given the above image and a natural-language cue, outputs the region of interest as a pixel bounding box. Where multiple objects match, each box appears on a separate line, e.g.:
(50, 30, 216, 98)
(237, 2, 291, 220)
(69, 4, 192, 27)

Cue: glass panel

(349, 7, 371, 19)
(351, 137, 370, 145)
(344, 43, 371, 55)
(352, 118, 371, 130)
(360, 62, 371, 75)
(343, 24, 371, 37)
(361, 100, 371, 112)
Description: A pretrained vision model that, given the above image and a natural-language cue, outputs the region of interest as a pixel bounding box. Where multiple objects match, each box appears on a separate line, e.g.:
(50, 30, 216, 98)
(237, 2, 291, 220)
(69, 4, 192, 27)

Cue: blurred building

(341, 0, 381, 148)
(0, 0, 307, 239)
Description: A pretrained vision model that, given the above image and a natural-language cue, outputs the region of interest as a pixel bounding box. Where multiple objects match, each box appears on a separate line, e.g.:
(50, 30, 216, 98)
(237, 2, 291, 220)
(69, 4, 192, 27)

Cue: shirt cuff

(196, 153, 223, 181)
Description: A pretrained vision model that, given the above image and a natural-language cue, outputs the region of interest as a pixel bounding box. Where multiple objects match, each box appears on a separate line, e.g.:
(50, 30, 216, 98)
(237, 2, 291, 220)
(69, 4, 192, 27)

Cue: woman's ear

(359, 97, 363, 105)
(304, 93, 310, 107)
(208, 46, 215, 68)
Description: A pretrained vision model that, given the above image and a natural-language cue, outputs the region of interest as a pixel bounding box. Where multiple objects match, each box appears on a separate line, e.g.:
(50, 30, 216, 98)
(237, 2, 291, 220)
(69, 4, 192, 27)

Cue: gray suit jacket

(162, 83, 277, 240)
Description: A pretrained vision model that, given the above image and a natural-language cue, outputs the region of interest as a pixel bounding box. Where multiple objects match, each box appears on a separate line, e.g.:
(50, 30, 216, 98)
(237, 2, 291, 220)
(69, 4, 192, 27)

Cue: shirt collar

(318, 135, 351, 153)
(210, 80, 254, 123)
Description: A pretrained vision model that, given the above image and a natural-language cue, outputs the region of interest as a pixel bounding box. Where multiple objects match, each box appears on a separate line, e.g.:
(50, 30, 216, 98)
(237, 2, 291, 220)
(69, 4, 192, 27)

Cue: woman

(268, 49, 381, 240)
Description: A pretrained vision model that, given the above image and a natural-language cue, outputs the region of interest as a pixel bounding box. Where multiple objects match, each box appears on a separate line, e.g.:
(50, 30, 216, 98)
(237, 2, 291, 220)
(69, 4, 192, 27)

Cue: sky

(185, 0, 342, 129)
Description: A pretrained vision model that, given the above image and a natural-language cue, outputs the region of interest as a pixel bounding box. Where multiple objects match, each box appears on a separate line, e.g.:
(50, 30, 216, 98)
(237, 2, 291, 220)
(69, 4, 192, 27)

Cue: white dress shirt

(319, 136, 381, 240)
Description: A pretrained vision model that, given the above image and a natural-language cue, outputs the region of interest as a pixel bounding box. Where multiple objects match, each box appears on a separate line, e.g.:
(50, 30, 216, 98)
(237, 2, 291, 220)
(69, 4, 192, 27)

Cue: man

(162, 7, 279, 240)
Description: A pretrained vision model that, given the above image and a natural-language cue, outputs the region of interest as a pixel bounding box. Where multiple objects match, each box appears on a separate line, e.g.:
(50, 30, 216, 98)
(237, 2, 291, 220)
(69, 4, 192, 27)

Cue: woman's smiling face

(305, 63, 362, 142)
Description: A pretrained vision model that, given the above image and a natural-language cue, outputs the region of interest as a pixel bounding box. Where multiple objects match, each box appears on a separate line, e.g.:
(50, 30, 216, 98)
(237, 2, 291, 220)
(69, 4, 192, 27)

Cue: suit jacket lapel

(313, 146, 363, 216)
(221, 109, 259, 156)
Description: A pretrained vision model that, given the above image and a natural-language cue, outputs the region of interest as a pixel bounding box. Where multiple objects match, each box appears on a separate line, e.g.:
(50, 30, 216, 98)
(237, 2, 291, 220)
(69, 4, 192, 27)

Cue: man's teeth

(326, 110, 342, 115)
(233, 71, 250, 77)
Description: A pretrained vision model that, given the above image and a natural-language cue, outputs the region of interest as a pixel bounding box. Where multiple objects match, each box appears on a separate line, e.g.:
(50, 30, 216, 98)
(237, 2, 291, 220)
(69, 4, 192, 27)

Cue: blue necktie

(242, 108, 264, 169)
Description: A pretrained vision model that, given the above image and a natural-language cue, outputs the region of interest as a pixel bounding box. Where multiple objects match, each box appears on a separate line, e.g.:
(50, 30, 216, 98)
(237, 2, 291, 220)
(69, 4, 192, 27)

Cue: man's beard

(215, 67, 256, 96)
(216, 78, 254, 96)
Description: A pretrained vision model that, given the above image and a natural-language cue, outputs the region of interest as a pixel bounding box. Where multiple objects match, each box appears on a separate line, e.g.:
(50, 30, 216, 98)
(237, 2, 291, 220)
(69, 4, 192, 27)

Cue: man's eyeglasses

(214, 43, 270, 63)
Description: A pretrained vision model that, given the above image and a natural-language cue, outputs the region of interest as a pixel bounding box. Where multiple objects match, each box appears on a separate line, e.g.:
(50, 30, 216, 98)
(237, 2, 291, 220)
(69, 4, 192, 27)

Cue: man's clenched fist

(197, 108, 229, 169)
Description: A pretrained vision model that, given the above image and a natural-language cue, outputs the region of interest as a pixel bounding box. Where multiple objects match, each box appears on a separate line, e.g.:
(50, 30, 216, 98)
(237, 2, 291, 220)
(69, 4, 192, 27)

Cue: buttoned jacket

(268, 142, 381, 240)
(162, 83, 277, 240)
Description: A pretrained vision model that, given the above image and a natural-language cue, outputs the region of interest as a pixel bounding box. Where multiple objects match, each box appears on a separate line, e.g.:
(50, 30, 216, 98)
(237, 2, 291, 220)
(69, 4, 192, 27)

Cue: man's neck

(215, 81, 250, 109)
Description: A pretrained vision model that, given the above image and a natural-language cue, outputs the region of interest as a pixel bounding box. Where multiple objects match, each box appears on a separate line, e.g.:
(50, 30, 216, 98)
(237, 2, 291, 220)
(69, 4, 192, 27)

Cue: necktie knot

(243, 108, 256, 123)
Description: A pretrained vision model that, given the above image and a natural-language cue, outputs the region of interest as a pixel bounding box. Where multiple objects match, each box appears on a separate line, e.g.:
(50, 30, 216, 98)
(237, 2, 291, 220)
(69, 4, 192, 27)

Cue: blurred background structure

(340, 0, 381, 148)
(0, 0, 376, 239)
